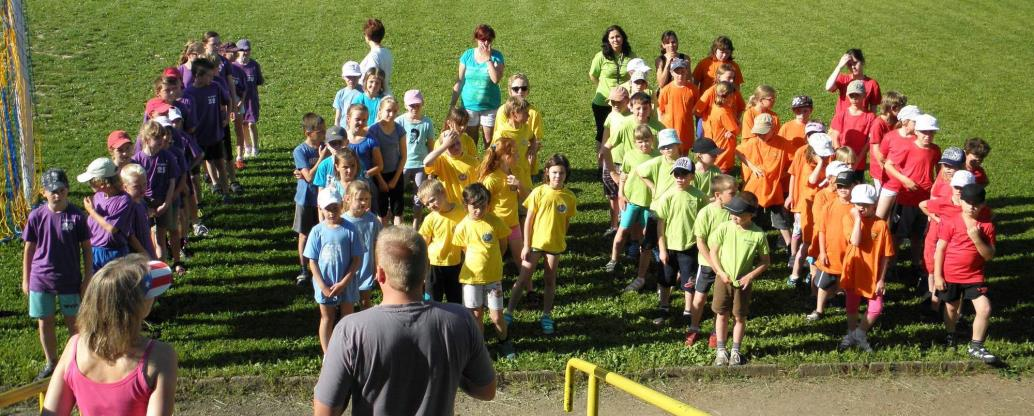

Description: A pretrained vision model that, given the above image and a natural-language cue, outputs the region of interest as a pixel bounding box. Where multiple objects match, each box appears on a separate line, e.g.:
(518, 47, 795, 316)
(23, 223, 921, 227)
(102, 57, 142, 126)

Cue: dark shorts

(602, 164, 619, 199)
(154, 202, 179, 230)
(640, 217, 659, 250)
(758, 205, 792, 231)
(202, 141, 225, 161)
(694, 265, 717, 294)
(376, 172, 405, 217)
(293, 204, 318, 234)
(592, 103, 610, 142)
(816, 270, 839, 290)
(427, 264, 462, 304)
(894, 205, 928, 238)
(712, 279, 752, 318)
(936, 282, 988, 302)
(659, 248, 698, 291)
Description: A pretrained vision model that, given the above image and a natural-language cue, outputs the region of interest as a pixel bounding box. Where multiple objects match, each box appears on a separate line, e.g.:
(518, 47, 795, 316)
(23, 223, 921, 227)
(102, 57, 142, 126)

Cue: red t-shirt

(937, 212, 995, 284)
(970, 166, 990, 186)
(867, 117, 892, 181)
(885, 141, 941, 206)
(831, 109, 876, 171)
(832, 74, 881, 120)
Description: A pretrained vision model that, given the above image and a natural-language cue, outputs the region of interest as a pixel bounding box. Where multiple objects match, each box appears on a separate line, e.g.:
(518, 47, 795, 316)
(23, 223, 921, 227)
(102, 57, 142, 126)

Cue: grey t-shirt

(314, 301, 494, 415)
(367, 122, 404, 173)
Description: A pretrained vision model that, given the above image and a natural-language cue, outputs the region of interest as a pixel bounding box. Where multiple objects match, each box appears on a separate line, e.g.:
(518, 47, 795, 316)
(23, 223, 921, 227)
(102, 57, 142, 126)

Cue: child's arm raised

(424, 131, 456, 167)
(824, 54, 851, 92)
(83, 196, 118, 235)
(808, 157, 825, 186)
(849, 207, 863, 247)
(963, 216, 995, 260)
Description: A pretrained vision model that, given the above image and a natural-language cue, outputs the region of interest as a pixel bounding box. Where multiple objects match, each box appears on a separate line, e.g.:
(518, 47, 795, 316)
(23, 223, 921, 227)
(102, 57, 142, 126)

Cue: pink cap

(145, 98, 172, 117)
(107, 130, 132, 150)
(404, 90, 424, 107)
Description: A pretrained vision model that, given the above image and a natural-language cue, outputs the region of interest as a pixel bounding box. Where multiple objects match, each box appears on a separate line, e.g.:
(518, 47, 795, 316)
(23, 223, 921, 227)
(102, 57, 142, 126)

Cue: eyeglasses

(511, 86, 529, 92)
(835, 184, 851, 190)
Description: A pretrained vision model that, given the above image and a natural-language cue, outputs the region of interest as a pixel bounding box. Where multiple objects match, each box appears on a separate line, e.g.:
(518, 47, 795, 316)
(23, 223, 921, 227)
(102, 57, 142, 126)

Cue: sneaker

(295, 273, 310, 286)
(838, 333, 856, 351)
(967, 345, 998, 364)
(713, 349, 729, 366)
(853, 329, 872, 352)
(786, 275, 799, 288)
(192, 223, 210, 237)
(684, 330, 701, 347)
(604, 259, 619, 273)
(603, 227, 618, 239)
(945, 333, 956, 348)
(729, 350, 743, 366)
(250, 148, 259, 158)
(708, 332, 718, 349)
(540, 315, 555, 335)
(651, 307, 670, 325)
(34, 362, 56, 381)
(498, 339, 517, 360)
(622, 277, 645, 293)
(235, 158, 246, 170)
(806, 310, 823, 321)
(230, 181, 244, 194)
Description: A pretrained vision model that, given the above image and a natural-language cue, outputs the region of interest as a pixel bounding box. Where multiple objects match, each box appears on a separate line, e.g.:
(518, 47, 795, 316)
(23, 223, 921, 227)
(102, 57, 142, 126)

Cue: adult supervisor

(313, 226, 496, 416)
(449, 24, 505, 150)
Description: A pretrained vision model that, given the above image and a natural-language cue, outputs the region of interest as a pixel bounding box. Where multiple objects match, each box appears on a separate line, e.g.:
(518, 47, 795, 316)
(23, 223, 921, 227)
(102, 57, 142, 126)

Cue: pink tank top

(64, 335, 156, 416)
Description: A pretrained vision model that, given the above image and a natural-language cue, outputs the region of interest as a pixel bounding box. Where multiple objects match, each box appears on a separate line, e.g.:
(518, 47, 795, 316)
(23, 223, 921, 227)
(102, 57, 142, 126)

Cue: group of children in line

(593, 33, 998, 366)
(21, 30, 265, 381)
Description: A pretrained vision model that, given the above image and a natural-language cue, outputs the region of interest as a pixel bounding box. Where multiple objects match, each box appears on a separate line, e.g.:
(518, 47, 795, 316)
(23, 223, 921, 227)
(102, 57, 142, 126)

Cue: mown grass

(3, 0, 1034, 387)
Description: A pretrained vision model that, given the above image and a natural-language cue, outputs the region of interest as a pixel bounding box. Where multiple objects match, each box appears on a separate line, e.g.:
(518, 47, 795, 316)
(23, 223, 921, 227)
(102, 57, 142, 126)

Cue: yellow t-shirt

(452, 214, 511, 285)
(494, 106, 544, 174)
(418, 204, 467, 266)
(434, 132, 478, 161)
(523, 184, 578, 253)
(482, 169, 520, 228)
(424, 153, 478, 206)
(491, 133, 534, 192)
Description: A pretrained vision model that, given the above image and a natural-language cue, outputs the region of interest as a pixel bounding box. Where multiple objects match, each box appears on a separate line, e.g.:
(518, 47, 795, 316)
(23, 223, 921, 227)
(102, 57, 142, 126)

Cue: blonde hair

(119, 163, 146, 183)
(746, 84, 776, 109)
(139, 120, 169, 145)
(375, 226, 428, 293)
(178, 41, 205, 65)
(834, 146, 856, 166)
(417, 178, 447, 202)
(711, 174, 737, 194)
(508, 73, 529, 87)
(714, 82, 734, 107)
(78, 254, 150, 362)
(478, 137, 516, 181)
(346, 179, 372, 198)
(377, 96, 398, 122)
(633, 124, 654, 144)
(503, 95, 531, 119)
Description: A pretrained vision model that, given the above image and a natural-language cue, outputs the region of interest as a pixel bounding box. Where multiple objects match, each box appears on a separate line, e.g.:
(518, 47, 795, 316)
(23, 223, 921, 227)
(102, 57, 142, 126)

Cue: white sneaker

(853, 328, 872, 352)
(622, 277, 645, 293)
(729, 350, 742, 366)
(714, 349, 729, 366)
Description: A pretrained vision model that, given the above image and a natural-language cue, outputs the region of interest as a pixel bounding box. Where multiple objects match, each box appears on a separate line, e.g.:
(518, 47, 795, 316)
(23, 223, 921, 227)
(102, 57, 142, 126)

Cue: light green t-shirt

(635, 155, 677, 211)
(621, 149, 658, 207)
(603, 110, 630, 131)
(654, 186, 709, 251)
(589, 51, 636, 106)
(693, 202, 731, 266)
(693, 165, 722, 198)
(606, 117, 664, 167)
(707, 221, 770, 287)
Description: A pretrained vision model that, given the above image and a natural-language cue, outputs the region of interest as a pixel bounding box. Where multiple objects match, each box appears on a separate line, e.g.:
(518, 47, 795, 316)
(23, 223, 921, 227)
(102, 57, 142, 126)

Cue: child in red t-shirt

(883, 114, 941, 283)
(963, 137, 991, 186)
(920, 168, 973, 314)
(867, 92, 906, 189)
(829, 80, 876, 172)
(934, 184, 997, 363)
(875, 105, 921, 219)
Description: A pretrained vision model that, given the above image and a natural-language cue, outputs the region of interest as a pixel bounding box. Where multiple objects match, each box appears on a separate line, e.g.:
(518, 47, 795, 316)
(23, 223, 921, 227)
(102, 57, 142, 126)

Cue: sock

(970, 340, 983, 349)
(688, 326, 700, 333)
(732, 342, 741, 352)
(716, 341, 725, 350)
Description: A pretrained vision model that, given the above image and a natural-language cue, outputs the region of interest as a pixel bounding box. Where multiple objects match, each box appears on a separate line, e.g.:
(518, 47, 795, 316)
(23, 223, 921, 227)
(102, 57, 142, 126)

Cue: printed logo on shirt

(481, 232, 494, 243)
(459, 174, 468, 181)
(157, 162, 167, 174)
(408, 129, 420, 144)
(307, 157, 318, 166)
(61, 217, 75, 231)
(207, 95, 217, 105)
(247, 75, 255, 83)
(319, 243, 342, 266)
(557, 204, 568, 213)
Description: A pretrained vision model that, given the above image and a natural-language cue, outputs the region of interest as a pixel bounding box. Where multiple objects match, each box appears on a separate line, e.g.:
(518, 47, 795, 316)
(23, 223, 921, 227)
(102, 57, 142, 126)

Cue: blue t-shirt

(395, 115, 436, 170)
(312, 157, 336, 189)
(348, 136, 380, 175)
(293, 142, 320, 206)
(303, 221, 365, 304)
(459, 48, 504, 111)
(367, 122, 404, 173)
(343, 211, 382, 291)
(351, 93, 383, 127)
(333, 87, 363, 128)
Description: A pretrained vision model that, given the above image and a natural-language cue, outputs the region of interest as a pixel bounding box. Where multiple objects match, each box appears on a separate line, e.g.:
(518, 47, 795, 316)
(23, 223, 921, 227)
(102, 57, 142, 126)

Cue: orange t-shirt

(692, 57, 744, 92)
(657, 82, 699, 154)
(841, 216, 895, 298)
(702, 104, 740, 173)
(778, 119, 808, 155)
(736, 135, 792, 208)
(695, 85, 746, 121)
(808, 187, 836, 258)
(815, 198, 853, 275)
(786, 146, 821, 213)
(741, 107, 781, 141)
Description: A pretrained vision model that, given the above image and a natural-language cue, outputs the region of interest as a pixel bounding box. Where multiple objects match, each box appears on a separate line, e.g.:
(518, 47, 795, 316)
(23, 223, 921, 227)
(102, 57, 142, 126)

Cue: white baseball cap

(317, 188, 342, 209)
(626, 58, 650, 74)
(808, 133, 835, 157)
(341, 61, 361, 78)
(825, 160, 850, 178)
(950, 170, 976, 188)
(897, 105, 921, 122)
(850, 184, 878, 205)
(77, 157, 118, 183)
(915, 114, 939, 131)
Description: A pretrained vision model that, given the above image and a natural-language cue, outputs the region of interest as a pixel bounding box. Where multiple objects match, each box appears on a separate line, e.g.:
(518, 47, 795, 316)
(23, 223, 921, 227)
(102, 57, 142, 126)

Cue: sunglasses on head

(511, 86, 529, 92)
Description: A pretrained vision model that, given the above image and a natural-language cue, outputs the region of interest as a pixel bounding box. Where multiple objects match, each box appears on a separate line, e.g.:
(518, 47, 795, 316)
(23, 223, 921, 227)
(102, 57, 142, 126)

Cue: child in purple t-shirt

(22, 169, 92, 381)
(132, 120, 185, 274)
(183, 57, 231, 201)
(119, 163, 157, 259)
(77, 157, 139, 270)
(234, 39, 265, 160)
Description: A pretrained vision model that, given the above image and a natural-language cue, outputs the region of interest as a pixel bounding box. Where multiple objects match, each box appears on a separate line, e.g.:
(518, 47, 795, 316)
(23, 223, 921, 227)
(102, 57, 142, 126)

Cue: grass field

(3, 0, 1034, 387)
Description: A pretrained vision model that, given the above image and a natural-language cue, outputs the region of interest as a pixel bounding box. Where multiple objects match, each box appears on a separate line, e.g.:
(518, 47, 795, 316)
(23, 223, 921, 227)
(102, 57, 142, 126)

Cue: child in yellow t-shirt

(417, 179, 466, 303)
(479, 137, 529, 271)
(452, 183, 515, 359)
(505, 154, 577, 335)
(423, 117, 478, 206)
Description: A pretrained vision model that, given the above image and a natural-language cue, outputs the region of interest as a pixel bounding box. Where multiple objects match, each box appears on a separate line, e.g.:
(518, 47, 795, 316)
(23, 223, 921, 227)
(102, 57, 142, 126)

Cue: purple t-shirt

(172, 128, 201, 169)
(129, 199, 155, 258)
(183, 82, 229, 146)
(23, 204, 90, 294)
(87, 191, 133, 249)
(174, 97, 198, 134)
(227, 63, 248, 101)
(233, 60, 264, 123)
(132, 149, 182, 203)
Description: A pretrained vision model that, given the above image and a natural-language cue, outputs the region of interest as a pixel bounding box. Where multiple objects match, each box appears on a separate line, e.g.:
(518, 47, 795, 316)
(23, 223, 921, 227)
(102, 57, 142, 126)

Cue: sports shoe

(838, 333, 856, 351)
(713, 349, 729, 366)
(651, 307, 671, 325)
(230, 181, 244, 194)
(622, 277, 645, 293)
(786, 275, 799, 288)
(295, 273, 310, 286)
(250, 148, 259, 158)
(34, 362, 56, 381)
(684, 330, 701, 347)
(945, 333, 957, 348)
(540, 315, 555, 335)
(729, 350, 743, 366)
(193, 223, 210, 237)
(498, 339, 517, 360)
(853, 329, 872, 352)
(708, 332, 718, 349)
(967, 345, 998, 364)
(806, 310, 823, 321)
(605, 259, 619, 273)
(603, 227, 618, 239)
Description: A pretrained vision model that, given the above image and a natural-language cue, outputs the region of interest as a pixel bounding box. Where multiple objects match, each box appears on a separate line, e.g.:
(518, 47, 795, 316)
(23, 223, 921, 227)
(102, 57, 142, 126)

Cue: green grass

(3, 0, 1034, 387)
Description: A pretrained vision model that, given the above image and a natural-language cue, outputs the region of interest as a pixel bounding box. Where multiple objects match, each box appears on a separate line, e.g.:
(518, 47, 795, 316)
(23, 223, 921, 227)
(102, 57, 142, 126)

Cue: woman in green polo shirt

(589, 25, 636, 143)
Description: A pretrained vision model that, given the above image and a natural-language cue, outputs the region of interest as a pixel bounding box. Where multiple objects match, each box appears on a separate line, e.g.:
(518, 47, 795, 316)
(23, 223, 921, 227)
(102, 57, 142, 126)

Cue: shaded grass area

(2, 0, 1034, 387)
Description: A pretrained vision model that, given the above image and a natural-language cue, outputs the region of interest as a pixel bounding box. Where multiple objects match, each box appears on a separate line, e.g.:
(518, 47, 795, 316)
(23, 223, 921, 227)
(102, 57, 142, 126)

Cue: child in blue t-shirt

(341, 181, 382, 310)
(333, 61, 363, 128)
(304, 188, 363, 355)
(351, 68, 386, 127)
(395, 89, 436, 228)
(292, 113, 328, 285)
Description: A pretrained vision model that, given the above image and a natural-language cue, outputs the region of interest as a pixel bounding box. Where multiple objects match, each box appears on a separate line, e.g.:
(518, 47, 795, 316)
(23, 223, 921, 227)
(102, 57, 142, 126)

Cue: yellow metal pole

(562, 358, 709, 416)
(564, 362, 574, 412)
(586, 370, 599, 416)
(38, 392, 44, 412)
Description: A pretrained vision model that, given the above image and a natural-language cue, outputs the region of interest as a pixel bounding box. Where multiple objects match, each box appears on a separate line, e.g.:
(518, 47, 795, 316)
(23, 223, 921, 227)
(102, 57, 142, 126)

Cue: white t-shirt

(360, 46, 394, 96)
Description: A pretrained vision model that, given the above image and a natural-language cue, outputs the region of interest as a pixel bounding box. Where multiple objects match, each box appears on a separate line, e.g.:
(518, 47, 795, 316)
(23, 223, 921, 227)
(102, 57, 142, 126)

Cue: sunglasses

(511, 85, 529, 92)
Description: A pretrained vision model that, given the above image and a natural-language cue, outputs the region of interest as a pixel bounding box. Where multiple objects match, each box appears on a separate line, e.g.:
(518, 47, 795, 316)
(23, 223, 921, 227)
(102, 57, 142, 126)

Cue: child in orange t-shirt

(808, 166, 857, 321)
(736, 113, 793, 249)
(741, 85, 781, 142)
(657, 58, 699, 154)
(695, 64, 745, 139)
(785, 128, 833, 287)
(839, 184, 894, 352)
(779, 96, 813, 154)
(701, 81, 740, 174)
(692, 36, 743, 92)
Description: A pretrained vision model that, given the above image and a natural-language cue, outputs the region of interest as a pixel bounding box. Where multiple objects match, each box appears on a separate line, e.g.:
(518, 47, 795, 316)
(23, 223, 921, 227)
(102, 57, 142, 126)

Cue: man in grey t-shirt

(313, 226, 495, 416)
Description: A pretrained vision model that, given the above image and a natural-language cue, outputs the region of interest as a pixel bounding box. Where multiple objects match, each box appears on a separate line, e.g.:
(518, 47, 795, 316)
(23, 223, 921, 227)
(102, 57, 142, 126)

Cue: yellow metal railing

(0, 378, 48, 411)
(564, 358, 708, 416)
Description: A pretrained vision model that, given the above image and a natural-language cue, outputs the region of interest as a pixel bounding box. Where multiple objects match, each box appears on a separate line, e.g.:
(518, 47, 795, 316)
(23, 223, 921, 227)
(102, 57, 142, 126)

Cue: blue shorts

(358, 272, 376, 292)
(29, 291, 80, 318)
(313, 276, 360, 306)
(619, 202, 650, 229)
(93, 246, 129, 271)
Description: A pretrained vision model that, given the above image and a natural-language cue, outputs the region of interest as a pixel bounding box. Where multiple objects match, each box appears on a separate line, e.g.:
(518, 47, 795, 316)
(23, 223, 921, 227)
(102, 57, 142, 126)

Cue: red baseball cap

(145, 98, 172, 117)
(162, 67, 180, 79)
(107, 130, 132, 150)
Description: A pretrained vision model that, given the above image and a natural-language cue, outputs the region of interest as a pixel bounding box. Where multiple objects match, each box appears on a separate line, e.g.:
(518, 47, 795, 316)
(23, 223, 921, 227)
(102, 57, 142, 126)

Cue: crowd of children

(23, 22, 1002, 385)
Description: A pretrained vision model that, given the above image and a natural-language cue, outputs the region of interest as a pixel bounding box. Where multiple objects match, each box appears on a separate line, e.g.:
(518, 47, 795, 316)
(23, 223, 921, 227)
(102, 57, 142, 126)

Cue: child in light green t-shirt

(691, 137, 723, 197)
(708, 192, 770, 366)
(655, 157, 708, 326)
(606, 125, 658, 284)
(686, 174, 738, 347)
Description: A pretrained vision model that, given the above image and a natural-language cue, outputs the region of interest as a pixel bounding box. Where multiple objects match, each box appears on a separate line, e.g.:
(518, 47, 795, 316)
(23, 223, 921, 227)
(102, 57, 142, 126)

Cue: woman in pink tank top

(42, 254, 178, 416)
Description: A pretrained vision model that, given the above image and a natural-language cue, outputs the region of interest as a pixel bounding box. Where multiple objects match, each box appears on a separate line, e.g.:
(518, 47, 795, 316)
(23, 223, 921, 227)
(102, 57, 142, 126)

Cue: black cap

(835, 171, 857, 186)
(959, 184, 986, 205)
(723, 195, 756, 215)
(325, 126, 346, 142)
(41, 168, 69, 192)
(692, 137, 721, 155)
